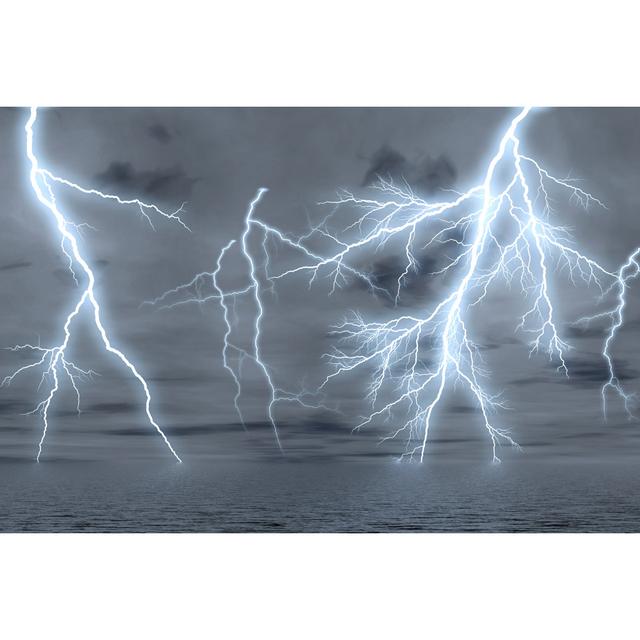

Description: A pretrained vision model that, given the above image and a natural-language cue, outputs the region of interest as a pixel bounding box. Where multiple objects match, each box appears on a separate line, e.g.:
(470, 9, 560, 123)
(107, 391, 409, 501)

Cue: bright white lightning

(149, 107, 640, 462)
(241, 188, 283, 451)
(1, 107, 183, 462)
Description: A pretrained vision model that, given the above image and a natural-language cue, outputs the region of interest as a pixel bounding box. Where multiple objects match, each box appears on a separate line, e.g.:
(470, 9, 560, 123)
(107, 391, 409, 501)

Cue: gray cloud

(0, 261, 32, 272)
(565, 324, 608, 340)
(354, 147, 461, 306)
(363, 145, 457, 193)
(511, 355, 640, 389)
(351, 253, 440, 306)
(147, 123, 172, 144)
(94, 161, 196, 203)
(0, 400, 33, 415)
(563, 355, 639, 386)
(86, 401, 139, 415)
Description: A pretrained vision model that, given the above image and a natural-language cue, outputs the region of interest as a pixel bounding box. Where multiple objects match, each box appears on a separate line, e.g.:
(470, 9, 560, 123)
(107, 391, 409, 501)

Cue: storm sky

(2, 107, 640, 464)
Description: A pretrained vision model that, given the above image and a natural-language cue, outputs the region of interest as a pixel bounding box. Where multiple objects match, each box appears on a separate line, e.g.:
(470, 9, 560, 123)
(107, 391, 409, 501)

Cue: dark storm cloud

(428, 436, 484, 444)
(563, 355, 639, 386)
(50, 408, 89, 419)
(479, 336, 522, 351)
(511, 355, 640, 388)
(354, 148, 461, 306)
(363, 146, 457, 193)
(88, 420, 286, 438)
(51, 266, 77, 287)
(352, 253, 440, 306)
(146, 374, 214, 383)
(0, 260, 32, 272)
(447, 404, 480, 414)
(300, 417, 349, 434)
(50, 260, 107, 281)
(565, 324, 608, 340)
(94, 161, 196, 203)
(559, 430, 616, 441)
(478, 342, 505, 351)
(520, 440, 554, 448)
(509, 375, 553, 387)
(0, 400, 33, 415)
(346, 212, 473, 304)
(612, 317, 640, 333)
(362, 145, 406, 186)
(357, 238, 471, 307)
(96, 418, 352, 440)
(147, 123, 172, 144)
(413, 156, 457, 193)
(166, 423, 224, 437)
(334, 436, 486, 459)
(86, 401, 139, 415)
(100, 423, 220, 437)
(0, 454, 60, 464)
(0, 455, 30, 464)
(556, 422, 640, 441)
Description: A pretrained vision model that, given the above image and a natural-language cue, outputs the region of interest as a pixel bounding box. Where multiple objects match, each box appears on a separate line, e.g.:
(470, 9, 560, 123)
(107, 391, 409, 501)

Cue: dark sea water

(1, 457, 640, 532)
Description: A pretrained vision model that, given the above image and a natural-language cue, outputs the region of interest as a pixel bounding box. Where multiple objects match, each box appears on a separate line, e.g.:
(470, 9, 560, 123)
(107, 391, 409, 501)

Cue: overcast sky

(2, 107, 640, 464)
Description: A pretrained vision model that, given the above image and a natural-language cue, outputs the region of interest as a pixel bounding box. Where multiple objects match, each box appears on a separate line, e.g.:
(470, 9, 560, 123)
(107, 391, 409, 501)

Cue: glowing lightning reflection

(2, 107, 183, 462)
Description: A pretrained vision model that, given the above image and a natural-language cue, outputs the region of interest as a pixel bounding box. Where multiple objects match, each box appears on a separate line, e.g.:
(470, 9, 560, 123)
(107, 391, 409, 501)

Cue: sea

(0, 456, 639, 532)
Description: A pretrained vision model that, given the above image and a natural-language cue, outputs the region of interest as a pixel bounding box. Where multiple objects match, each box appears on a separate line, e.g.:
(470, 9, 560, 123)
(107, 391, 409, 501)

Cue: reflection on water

(0, 457, 638, 532)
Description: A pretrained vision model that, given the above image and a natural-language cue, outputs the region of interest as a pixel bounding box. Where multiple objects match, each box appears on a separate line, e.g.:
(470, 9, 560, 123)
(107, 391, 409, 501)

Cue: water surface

(1, 457, 638, 532)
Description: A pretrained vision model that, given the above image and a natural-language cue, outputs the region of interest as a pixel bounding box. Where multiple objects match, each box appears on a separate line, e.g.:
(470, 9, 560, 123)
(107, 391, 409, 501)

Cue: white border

(0, 534, 636, 639)
(2, 1, 639, 106)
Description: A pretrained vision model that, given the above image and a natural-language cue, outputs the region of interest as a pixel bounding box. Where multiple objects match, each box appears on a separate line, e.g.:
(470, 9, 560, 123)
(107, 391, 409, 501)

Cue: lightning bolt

(147, 107, 640, 462)
(1, 107, 183, 463)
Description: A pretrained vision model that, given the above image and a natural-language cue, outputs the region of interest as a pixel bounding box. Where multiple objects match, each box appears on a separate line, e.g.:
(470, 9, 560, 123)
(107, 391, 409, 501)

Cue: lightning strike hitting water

(149, 107, 640, 461)
(1, 107, 184, 462)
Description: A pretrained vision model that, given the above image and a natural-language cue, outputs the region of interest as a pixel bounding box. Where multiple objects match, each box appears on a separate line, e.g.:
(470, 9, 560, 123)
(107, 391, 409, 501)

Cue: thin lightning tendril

(1, 107, 183, 462)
